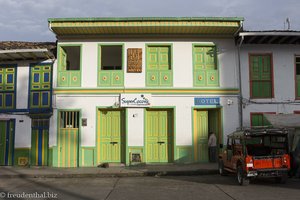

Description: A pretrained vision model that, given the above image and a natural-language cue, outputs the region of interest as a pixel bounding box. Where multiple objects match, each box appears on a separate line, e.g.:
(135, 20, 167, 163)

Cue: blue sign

(194, 97, 220, 105)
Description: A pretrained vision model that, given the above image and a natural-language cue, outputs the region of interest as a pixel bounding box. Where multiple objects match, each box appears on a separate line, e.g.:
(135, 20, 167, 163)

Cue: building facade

(238, 31, 300, 127)
(0, 42, 55, 166)
(47, 17, 243, 167)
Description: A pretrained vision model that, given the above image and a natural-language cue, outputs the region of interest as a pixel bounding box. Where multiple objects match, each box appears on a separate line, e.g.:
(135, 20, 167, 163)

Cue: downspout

(234, 21, 244, 130)
(237, 34, 244, 130)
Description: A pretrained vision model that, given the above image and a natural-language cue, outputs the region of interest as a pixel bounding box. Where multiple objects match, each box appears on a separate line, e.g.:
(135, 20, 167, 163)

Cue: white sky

(0, 0, 299, 42)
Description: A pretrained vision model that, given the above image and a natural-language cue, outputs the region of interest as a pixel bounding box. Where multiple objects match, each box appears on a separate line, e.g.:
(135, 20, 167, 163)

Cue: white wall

(240, 45, 300, 126)
(57, 38, 238, 89)
(53, 94, 239, 147)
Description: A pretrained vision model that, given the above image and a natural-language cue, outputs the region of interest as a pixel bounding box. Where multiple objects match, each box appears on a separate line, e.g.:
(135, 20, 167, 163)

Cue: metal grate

(60, 111, 79, 128)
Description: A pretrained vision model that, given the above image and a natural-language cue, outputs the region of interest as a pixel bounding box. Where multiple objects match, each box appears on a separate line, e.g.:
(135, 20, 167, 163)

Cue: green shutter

(250, 55, 272, 98)
(58, 46, 81, 87)
(0, 67, 16, 109)
(146, 46, 172, 87)
(251, 113, 272, 127)
(193, 46, 219, 87)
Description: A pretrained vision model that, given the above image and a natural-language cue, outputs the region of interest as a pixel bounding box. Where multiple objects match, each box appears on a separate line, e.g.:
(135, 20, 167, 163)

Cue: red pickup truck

(218, 128, 290, 185)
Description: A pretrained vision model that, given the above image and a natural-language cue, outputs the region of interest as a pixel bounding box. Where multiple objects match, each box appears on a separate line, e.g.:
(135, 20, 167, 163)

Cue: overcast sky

(0, 0, 300, 42)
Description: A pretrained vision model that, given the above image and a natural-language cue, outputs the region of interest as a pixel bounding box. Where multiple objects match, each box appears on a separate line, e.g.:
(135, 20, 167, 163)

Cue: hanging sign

(194, 97, 220, 105)
(120, 94, 151, 107)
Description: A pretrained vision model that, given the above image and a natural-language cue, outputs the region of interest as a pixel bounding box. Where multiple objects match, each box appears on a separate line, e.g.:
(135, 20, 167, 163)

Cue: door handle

(157, 141, 165, 145)
(110, 142, 118, 145)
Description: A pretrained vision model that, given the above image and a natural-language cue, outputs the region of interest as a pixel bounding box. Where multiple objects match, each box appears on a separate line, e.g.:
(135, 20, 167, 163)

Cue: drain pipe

(237, 34, 244, 130)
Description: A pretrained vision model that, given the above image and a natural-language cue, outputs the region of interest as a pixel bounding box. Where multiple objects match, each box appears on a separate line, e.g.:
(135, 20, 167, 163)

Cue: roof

(0, 41, 56, 62)
(228, 128, 288, 138)
(238, 31, 300, 44)
(48, 17, 244, 37)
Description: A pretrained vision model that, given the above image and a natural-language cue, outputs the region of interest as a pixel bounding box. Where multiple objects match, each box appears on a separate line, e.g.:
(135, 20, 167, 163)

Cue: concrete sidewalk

(0, 163, 218, 178)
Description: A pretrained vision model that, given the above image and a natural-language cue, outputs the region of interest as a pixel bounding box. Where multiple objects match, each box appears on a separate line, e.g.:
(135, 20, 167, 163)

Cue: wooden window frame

(249, 53, 274, 99)
(294, 55, 300, 100)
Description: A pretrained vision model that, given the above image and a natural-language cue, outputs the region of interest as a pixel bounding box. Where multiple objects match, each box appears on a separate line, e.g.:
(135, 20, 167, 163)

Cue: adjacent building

(0, 42, 55, 166)
(237, 31, 300, 127)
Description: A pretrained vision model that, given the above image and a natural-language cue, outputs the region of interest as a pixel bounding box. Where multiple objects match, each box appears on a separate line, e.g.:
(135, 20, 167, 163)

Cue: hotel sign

(120, 94, 151, 107)
(127, 48, 142, 73)
(194, 97, 220, 105)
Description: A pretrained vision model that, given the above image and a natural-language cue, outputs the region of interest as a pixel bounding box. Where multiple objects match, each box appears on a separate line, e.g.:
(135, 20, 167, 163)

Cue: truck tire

(218, 160, 227, 176)
(237, 165, 249, 186)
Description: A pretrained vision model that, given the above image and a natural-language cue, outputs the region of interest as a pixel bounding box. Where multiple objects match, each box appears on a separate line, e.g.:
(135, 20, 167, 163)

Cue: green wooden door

(31, 119, 49, 166)
(194, 110, 209, 162)
(145, 110, 173, 163)
(0, 120, 14, 166)
(58, 111, 79, 167)
(97, 110, 125, 163)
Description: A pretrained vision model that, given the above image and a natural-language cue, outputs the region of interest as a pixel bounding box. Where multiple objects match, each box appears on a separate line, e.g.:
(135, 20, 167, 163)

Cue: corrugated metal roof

(0, 41, 56, 61)
(238, 31, 300, 44)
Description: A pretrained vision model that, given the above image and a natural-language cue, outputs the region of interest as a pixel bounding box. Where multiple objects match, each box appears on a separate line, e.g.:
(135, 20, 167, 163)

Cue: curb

(0, 169, 219, 179)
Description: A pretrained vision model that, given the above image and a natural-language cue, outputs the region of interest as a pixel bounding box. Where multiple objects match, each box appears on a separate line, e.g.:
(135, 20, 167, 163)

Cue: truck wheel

(218, 160, 227, 176)
(237, 165, 249, 186)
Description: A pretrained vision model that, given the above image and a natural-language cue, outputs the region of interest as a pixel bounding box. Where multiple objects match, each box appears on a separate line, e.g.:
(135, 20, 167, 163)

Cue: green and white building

(47, 17, 243, 167)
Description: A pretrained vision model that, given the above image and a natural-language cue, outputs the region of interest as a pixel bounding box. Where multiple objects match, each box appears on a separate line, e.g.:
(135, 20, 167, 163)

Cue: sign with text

(194, 97, 220, 105)
(120, 94, 151, 107)
(127, 48, 142, 73)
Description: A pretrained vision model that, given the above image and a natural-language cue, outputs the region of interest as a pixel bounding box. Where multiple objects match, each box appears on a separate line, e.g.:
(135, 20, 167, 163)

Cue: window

(146, 45, 172, 87)
(193, 45, 219, 87)
(0, 66, 16, 109)
(60, 111, 79, 128)
(98, 45, 124, 87)
(57, 45, 81, 87)
(295, 56, 300, 98)
(29, 64, 52, 109)
(250, 113, 274, 127)
(249, 54, 273, 98)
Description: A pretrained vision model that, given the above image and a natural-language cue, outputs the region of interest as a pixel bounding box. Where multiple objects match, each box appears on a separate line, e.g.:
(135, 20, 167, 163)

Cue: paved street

(0, 175, 299, 200)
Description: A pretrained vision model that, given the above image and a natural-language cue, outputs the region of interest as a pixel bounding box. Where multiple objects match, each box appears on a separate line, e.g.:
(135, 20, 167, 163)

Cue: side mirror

(219, 144, 223, 149)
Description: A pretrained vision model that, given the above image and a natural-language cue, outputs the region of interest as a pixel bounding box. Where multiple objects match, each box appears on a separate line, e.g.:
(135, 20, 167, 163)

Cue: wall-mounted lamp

(227, 99, 233, 106)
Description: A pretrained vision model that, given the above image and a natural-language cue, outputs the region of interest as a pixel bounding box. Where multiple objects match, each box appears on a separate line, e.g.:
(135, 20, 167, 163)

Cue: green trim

(175, 146, 193, 163)
(57, 44, 82, 87)
(125, 109, 129, 166)
(146, 44, 173, 87)
(53, 88, 239, 95)
(97, 43, 125, 87)
(80, 147, 95, 167)
(48, 17, 244, 23)
(144, 107, 176, 163)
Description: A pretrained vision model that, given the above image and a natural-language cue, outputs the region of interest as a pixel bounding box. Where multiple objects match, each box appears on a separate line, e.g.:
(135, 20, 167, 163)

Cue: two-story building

(237, 31, 300, 127)
(48, 17, 243, 167)
(0, 42, 55, 166)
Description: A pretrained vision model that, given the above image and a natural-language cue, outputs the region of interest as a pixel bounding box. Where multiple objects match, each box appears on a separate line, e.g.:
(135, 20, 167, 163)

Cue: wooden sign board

(127, 48, 142, 73)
